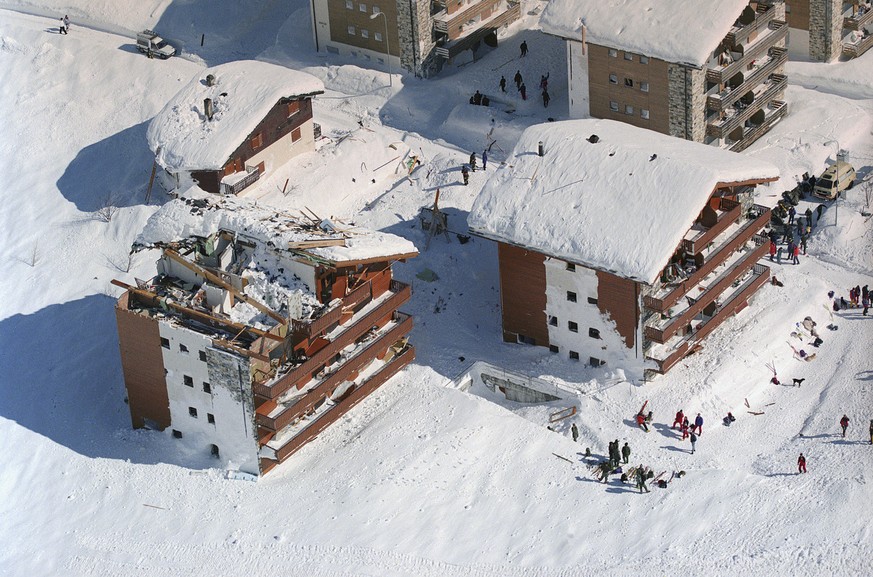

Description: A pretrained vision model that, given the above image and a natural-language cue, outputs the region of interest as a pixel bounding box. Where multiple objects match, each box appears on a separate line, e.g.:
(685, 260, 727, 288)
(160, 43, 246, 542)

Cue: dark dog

(792, 378, 805, 387)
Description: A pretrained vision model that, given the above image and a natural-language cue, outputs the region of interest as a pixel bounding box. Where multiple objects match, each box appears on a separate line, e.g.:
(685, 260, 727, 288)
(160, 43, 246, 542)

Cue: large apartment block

(114, 197, 417, 476)
(468, 120, 779, 378)
(309, 0, 520, 77)
(785, 0, 873, 60)
(542, 0, 789, 152)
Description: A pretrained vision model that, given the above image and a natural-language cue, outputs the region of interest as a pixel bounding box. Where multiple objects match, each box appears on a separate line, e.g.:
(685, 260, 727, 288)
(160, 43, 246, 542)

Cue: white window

(641, 109, 650, 119)
(624, 52, 633, 61)
(374, 31, 383, 41)
(625, 104, 634, 115)
(610, 101, 619, 111)
(359, 3, 367, 11)
(609, 73, 617, 84)
(361, 29, 369, 38)
(608, 48, 617, 57)
(372, 5, 381, 13)
(347, 25, 355, 35)
(640, 55, 649, 64)
(345, 0, 353, 8)
(641, 81, 649, 92)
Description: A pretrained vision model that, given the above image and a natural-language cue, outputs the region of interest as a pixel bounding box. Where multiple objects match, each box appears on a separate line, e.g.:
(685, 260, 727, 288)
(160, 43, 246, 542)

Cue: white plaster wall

(158, 322, 259, 474)
(567, 40, 590, 119)
(246, 118, 316, 175)
(276, 255, 318, 294)
(788, 28, 810, 59)
(544, 258, 632, 368)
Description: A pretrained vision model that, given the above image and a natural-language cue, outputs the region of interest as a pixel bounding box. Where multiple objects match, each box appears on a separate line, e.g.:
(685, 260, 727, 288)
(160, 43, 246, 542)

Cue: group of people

(460, 150, 488, 185)
(59, 14, 71, 35)
(831, 285, 870, 315)
(496, 66, 549, 107)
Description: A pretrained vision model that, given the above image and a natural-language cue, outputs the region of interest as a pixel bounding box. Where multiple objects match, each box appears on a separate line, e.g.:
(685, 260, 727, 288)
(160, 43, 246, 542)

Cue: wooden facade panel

(497, 242, 549, 346)
(223, 98, 314, 175)
(115, 292, 170, 429)
(595, 271, 638, 349)
(785, 0, 810, 30)
(587, 43, 671, 135)
(327, 0, 399, 56)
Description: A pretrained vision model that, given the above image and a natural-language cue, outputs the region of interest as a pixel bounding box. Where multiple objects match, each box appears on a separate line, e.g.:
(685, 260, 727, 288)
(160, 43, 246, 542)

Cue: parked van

(136, 30, 176, 59)
(813, 161, 855, 200)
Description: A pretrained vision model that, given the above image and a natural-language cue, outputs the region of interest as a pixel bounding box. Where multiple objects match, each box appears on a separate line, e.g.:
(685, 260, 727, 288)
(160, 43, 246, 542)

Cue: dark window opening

(207, 413, 215, 424)
(199, 350, 207, 362)
(517, 334, 536, 345)
(590, 357, 606, 367)
(549, 345, 559, 353)
(569, 351, 580, 360)
(179, 343, 189, 353)
(589, 328, 601, 339)
(587, 297, 599, 305)
(210, 444, 220, 458)
(172, 429, 182, 439)
(568, 321, 579, 333)
(183, 375, 194, 387)
(189, 407, 198, 418)
(548, 316, 558, 327)
(203, 382, 211, 394)
(624, 78, 633, 87)
(567, 291, 577, 303)
(566, 263, 576, 271)
(160, 337, 170, 349)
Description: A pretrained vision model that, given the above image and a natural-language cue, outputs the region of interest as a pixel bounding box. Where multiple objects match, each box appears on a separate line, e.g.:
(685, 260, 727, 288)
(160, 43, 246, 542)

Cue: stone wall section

(667, 65, 706, 143)
(396, 0, 439, 77)
(809, 0, 842, 61)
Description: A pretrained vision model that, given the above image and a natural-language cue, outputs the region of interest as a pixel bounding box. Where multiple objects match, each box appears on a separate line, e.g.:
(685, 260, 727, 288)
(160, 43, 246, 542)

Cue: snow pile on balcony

(136, 192, 418, 264)
(467, 119, 778, 284)
(147, 60, 324, 172)
(541, 0, 752, 66)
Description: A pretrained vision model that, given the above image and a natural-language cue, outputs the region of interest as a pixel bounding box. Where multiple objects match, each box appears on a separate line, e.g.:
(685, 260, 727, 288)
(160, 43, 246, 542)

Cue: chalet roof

(540, 0, 752, 67)
(147, 60, 325, 172)
(466, 119, 778, 284)
(135, 192, 418, 266)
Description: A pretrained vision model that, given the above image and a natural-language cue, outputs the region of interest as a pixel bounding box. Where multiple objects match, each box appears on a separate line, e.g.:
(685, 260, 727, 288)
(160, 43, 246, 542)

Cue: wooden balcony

(263, 344, 416, 464)
(291, 281, 372, 340)
(844, 7, 873, 31)
(253, 281, 411, 400)
(706, 21, 787, 85)
(725, 3, 777, 49)
(433, 0, 521, 59)
(257, 312, 413, 432)
(707, 74, 786, 138)
(644, 235, 769, 344)
(646, 263, 769, 373)
(706, 48, 787, 111)
(842, 33, 873, 59)
(728, 100, 788, 152)
(683, 197, 743, 255)
(644, 205, 770, 313)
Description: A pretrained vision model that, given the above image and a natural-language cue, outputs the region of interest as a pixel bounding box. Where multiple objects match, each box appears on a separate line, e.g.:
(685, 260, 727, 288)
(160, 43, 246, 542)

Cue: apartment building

(541, 0, 789, 152)
(309, 0, 520, 77)
(114, 196, 417, 476)
(468, 120, 779, 378)
(784, 0, 873, 60)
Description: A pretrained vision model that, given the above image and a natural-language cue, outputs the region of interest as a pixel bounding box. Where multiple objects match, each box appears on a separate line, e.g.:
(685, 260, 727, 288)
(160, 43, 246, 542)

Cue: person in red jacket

(672, 409, 684, 429)
(681, 417, 690, 440)
(840, 414, 850, 438)
(635, 412, 649, 432)
(797, 453, 807, 474)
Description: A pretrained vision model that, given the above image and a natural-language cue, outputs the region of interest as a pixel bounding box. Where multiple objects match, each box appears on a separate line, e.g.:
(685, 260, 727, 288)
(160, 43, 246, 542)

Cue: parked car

(136, 30, 176, 59)
(813, 161, 856, 200)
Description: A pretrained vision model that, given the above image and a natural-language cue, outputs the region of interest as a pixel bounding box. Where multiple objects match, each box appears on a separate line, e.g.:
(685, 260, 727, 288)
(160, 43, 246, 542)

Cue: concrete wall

(566, 40, 590, 119)
(157, 322, 259, 474)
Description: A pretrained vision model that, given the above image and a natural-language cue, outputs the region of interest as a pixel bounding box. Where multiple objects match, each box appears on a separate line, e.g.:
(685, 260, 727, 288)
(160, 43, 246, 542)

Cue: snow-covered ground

(1, 2, 872, 576)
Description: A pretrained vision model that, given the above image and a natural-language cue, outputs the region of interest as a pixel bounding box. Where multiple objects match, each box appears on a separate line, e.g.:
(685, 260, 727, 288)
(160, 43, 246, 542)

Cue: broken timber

(549, 406, 577, 423)
(287, 238, 347, 249)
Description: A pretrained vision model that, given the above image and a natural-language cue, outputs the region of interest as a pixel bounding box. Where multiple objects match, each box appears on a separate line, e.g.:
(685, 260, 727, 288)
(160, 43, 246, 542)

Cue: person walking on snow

(622, 442, 631, 464)
(499, 75, 506, 92)
(461, 165, 469, 186)
(571, 422, 579, 442)
(681, 416, 690, 440)
(520, 40, 528, 57)
(788, 205, 796, 225)
(636, 466, 650, 493)
(482, 149, 488, 170)
(694, 413, 704, 435)
(690, 431, 698, 454)
(769, 241, 777, 261)
(840, 414, 850, 438)
(469, 152, 477, 172)
(542, 89, 550, 108)
(636, 412, 649, 432)
(59, 15, 70, 34)
(672, 409, 685, 429)
(869, 419, 873, 445)
(797, 453, 807, 474)
(792, 243, 801, 265)
(539, 73, 549, 92)
(514, 70, 523, 89)
(520, 83, 527, 101)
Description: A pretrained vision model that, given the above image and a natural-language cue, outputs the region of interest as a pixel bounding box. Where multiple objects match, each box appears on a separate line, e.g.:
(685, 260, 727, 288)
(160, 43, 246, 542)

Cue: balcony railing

(644, 235, 769, 343)
(435, 1, 520, 59)
(842, 33, 873, 59)
(683, 197, 743, 255)
(725, 3, 777, 48)
(707, 74, 786, 138)
(728, 100, 788, 152)
(257, 313, 413, 432)
(266, 345, 415, 463)
(706, 47, 786, 111)
(644, 205, 770, 313)
(253, 281, 411, 400)
(706, 22, 787, 84)
(646, 263, 769, 373)
(844, 8, 873, 31)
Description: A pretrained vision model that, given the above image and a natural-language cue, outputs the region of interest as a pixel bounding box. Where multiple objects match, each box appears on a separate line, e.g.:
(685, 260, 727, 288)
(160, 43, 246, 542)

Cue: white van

(813, 161, 856, 200)
(136, 30, 176, 59)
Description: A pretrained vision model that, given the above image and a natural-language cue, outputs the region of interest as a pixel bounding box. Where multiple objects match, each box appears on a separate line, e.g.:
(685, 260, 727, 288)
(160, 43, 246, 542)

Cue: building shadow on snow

(0, 295, 210, 469)
(56, 121, 157, 212)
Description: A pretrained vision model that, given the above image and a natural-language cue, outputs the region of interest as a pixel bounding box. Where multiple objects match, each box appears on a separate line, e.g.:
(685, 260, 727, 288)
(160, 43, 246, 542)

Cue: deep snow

(1, 2, 872, 576)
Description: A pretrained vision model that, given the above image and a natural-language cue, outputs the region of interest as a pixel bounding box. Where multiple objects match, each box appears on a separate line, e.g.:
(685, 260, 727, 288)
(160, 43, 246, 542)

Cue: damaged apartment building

(113, 196, 418, 476)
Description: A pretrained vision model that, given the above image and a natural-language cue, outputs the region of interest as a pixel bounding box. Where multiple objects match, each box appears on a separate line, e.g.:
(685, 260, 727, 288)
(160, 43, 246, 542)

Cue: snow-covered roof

(540, 0, 752, 67)
(147, 60, 324, 172)
(467, 119, 778, 284)
(136, 193, 418, 265)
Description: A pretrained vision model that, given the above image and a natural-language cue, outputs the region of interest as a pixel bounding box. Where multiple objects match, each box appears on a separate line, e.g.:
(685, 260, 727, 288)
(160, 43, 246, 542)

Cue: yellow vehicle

(813, 161, 856, 200)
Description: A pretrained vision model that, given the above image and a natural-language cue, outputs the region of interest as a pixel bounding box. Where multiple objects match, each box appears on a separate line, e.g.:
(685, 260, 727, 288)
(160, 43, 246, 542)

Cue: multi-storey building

(541, 0, 789, 152)
(784, 0, 873, 60)
(148, 61, 324, 195)
(468, 119, 779, 378)
(114, 196, 417, 476)
(308, 0, 521, 77)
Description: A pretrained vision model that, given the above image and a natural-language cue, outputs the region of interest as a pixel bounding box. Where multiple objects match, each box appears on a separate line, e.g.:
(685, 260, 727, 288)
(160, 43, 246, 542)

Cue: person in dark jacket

(542, 89, 550, 108)
(690, 431, 698, 454)
(840, 414, 850, 437)
(520, 40, 528, 57)
(499, 75, 506, 92)
(482, 149, 488, 170)
(514, 70, 523, 89)
(797, 453, 807, 473)
(461, 164, 469, 185)
(694, 413, 704, 435)
(621, 442, 631, 464)
(869, 419, 873, 445)
(636, 465, 649, 493)
(519, 83, 527, 100)
(469, 152, 476, 172)
(571, 422, 579, 442)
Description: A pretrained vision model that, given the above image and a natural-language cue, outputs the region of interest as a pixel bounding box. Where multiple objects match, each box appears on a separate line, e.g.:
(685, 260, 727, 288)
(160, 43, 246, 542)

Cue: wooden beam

(164, 249, 287, 325)
(111, 280, 284, 342)
(212, 338, 271, 363)
(287, 238, 347, 249)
